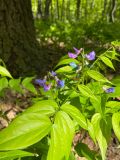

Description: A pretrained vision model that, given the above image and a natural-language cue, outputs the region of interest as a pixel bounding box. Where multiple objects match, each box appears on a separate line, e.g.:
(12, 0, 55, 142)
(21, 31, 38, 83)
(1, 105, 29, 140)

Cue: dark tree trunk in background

(36, 0, 43, 18)
(66, 0, 70, 21)
(44, 0, 52, 19)
(76, 0, 81, 20)
(85, 0, 88, 20)
(61, 0, 65, 21)
(102, 0, 108, 21)
(0, 0, 47, 76)
(56, 0, 60, 20)
(109, 0, 117, 22)
(90, 0, 95, 9)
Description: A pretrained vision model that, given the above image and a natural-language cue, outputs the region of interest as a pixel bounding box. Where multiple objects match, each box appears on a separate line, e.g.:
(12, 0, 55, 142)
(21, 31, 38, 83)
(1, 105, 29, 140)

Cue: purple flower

(86, 51, 96, 60)
(51, 71, 57, 76)
(69, 62, 78, 68)
(105, 87, 115, 93)
(43, 84, 51, 91)
(57, 80, 65, 88)
(73, 47, 83, 55)
(68, 47, 82, 58)
(35, 79, 46, 86)
(68, 52, 78, 59)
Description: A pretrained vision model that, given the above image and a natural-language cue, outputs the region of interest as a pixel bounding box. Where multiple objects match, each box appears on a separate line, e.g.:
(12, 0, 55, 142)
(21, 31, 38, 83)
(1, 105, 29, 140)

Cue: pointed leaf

(25, 100, 58, 116)
(55, 66, 73, 73)
(0, 113, 52, 150)
(0, 66, 12, 78)
(75, 143, 97, 160)
(22, 77, 37, 94)
(0, 150, 34, 160)
(47, 111, 75, 160)
(87, 120, 96, 143)
(61, 104, 87, 129)
(55, 59, 79, 68)
(78, 84, 98, 100)
(91, 114, 107, 160)
(100, 56, 114, 70)
(87, 70, 110, 83)
(112, 112, 120, 141)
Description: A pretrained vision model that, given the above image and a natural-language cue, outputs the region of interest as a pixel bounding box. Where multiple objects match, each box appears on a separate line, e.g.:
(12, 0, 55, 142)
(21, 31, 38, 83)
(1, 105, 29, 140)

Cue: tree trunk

(44, 0, 52, 19)
(56, 0, 60, 20)
(85, 0, 88, 21)
(102, 0, 108, 21)
(36, 0, 43, 19)
(76, 0, 81, 20)
(109, 0, 117, 23)
(0, 0, 47, 76)
(61, 0, 65, 21)
(66, 0, 70, 21)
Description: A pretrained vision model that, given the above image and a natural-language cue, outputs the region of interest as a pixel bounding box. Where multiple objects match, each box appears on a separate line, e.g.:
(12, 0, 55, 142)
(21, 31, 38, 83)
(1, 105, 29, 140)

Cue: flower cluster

(68, 47, 96, 61)
(103, 87, 115, 93)
(35, 71, 65, 91)
(85, 51, 96, 60)
(68, 47, 83, 59)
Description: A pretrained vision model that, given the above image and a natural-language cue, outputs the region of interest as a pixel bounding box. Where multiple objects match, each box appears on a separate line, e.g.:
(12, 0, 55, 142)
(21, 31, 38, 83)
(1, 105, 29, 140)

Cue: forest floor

(0, 89, 120, 160)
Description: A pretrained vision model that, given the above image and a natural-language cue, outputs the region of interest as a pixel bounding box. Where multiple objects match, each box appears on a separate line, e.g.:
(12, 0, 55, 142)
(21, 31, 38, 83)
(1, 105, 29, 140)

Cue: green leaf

(100, 56, 115, 70)
(9, 78, 22, 93)
(87, 82, 103, 94)
(75, 143, 97, 160)
(78, 84, 98, 100)
(61, 104, 87, 129)
(55, 66, 73, 73)
(87, 120, 96, 143)
(100, 116, 112, 143)
(111, 75, 120, 86)
(22, 77, 37, 94)
(25, 100, 58, 116)
(111, 40, 120, 47)
(0, 150, 34, 160)
(0, 66, 12, 78)
(106, 101, 120, 112)
(87, 70, 110, 83)
(55, 59, 79, 68)
(47, 111, 75, 160)
(90, 96, 102, 114)
(112, 112, 120, 141)
(105, 49, 119, 61)
(68, 152, 76, 160)
(91, 113, 107, 160)
(0, 113, 52, 150)
(0, 78, 8, 91)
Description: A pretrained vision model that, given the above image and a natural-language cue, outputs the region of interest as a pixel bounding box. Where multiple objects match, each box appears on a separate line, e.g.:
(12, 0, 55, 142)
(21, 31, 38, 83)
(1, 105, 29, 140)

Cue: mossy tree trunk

(0, 0, 46, 76)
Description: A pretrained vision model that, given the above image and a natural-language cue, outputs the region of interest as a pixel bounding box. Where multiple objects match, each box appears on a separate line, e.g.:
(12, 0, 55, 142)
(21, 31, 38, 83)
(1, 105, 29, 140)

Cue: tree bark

(56, 0, 60, 20)
(76, 0, 81, 20)
(36, 0, 43, 19)
(61, 0, 65, 21)
(85, 0, 88, 21)
(109, 0, 117, 23)
(0, 0, 47, 76)
(44, 0, 52, 19)
(102, 0, 108, 21)
(66, 0, 70, 21)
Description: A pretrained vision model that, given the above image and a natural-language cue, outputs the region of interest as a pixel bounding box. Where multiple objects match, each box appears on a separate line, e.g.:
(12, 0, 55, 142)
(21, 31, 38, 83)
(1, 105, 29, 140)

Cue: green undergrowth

(0, 41, 120, 160)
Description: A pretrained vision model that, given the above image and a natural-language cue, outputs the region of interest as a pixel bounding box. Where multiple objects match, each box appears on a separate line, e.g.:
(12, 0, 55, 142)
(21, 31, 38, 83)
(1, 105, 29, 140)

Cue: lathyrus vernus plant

(0, 42, 120, 160)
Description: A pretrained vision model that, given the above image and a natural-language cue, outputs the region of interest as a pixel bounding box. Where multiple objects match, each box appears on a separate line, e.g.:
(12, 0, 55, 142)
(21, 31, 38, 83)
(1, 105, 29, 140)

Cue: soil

(73, 132, 120, 160)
